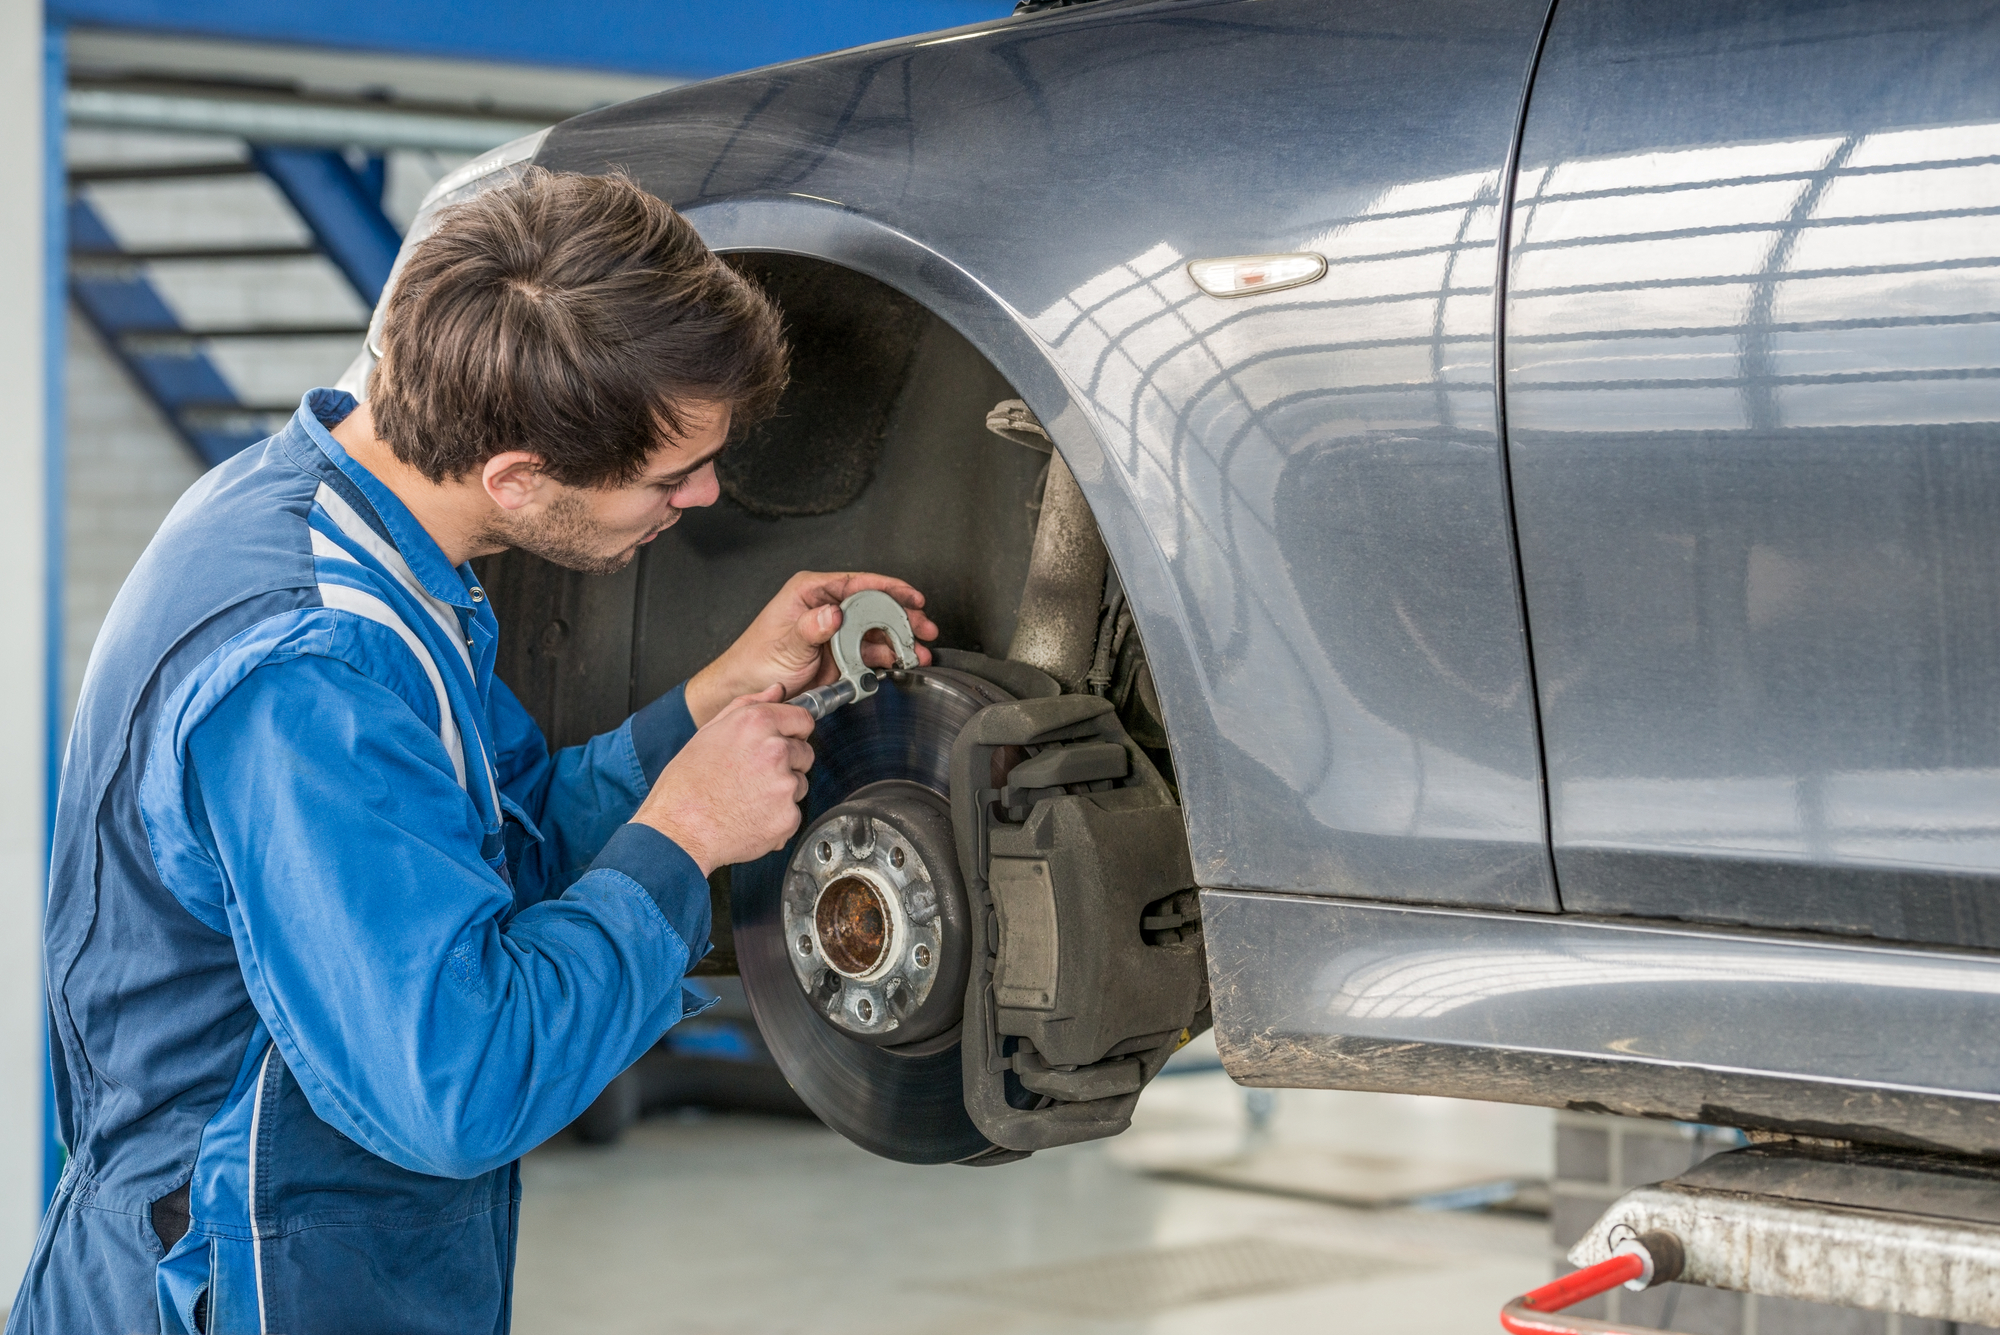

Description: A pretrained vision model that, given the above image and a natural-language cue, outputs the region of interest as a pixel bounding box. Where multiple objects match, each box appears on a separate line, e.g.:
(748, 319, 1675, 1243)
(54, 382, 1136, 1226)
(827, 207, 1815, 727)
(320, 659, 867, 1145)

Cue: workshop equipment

(1500, 1232, 1682, 1335)
(1507, 1140, 2000, 1332)
(786, 589, 921, 720)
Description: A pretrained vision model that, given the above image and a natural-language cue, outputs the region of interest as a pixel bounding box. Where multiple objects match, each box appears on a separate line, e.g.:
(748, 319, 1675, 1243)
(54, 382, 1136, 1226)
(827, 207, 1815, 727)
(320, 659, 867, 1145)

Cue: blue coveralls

(9, 390, 712, 1334)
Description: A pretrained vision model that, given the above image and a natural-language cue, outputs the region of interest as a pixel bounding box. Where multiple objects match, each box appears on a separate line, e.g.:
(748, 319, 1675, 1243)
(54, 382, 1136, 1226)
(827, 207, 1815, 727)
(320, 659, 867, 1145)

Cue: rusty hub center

(781, 788, 960, 1042)
(814, 876, 892, 977)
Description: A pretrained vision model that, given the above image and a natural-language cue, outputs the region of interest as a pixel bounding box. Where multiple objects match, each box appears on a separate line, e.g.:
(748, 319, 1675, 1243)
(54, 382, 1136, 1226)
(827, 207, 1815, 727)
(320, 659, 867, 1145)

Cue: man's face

(494, 402, 731, 575)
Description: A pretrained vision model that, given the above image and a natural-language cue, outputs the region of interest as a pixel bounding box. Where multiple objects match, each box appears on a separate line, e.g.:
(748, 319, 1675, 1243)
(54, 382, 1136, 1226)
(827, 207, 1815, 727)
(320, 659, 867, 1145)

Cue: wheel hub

(732, 666, 1012, 1162)
(784, 785, 962, 1044)
(813, 874, 892, 978)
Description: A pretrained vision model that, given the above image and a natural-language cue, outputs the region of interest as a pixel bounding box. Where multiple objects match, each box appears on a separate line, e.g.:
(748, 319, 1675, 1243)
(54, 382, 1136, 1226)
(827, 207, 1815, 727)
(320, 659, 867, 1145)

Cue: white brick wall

(0, 11, 47, 1303)
(61, 308, 204, 730)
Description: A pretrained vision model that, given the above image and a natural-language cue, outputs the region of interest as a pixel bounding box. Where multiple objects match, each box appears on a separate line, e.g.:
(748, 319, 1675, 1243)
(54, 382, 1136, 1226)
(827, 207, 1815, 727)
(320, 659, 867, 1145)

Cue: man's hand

(684, 571, 939, 726)
(631, 686, 814, 875)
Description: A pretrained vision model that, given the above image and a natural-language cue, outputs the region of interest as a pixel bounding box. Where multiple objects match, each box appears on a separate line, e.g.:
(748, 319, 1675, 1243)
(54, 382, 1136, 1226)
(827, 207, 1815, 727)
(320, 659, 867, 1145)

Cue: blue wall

(48, 0, 1019, 80)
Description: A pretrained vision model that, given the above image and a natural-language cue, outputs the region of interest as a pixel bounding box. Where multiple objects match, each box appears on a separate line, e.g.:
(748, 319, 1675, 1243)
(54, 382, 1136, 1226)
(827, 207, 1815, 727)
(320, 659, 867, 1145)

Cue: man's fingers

(786, 572, 935, 636)
(785, 737, 814, 773)
(798, 599, 933, 648)
(791, 571, 928, 612)
(776, 573, 938, 678)
(802, 601, 933, 664)
(728, 698, 813, 736)
(792, 772, 810, 803)
(857, 637, 934, 668)
(792, 604, 841, 648)
(767, 701, 816, 738)
(885, 602, 938, 646)
(714, 682, 786, 720)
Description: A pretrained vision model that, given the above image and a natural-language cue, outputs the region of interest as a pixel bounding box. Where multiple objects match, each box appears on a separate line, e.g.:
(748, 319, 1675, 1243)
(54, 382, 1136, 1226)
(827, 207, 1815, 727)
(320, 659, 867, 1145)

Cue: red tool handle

(1499, 1253, 1651, 1335)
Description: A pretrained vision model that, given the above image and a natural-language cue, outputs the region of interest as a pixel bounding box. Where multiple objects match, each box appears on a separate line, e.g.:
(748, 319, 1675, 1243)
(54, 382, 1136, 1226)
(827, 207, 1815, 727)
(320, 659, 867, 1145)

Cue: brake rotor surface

(733, 666, 1011, 1164)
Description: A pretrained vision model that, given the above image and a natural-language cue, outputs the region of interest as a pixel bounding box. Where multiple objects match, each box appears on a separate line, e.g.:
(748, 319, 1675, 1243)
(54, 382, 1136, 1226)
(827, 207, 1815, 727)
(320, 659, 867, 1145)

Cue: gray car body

(535, 0, 2000, 1152)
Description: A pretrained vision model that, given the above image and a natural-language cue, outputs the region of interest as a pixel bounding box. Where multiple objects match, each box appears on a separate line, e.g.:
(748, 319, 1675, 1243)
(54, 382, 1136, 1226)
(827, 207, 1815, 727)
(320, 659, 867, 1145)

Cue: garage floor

(513, 1040, 1552, 1335)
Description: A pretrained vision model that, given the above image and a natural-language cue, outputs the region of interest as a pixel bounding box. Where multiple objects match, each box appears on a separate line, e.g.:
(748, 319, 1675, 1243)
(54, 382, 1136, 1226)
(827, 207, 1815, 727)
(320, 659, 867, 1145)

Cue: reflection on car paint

(1023, 164, 1551, 906)
(1510, 124, 2000, 434)
(1506, 0, 2000, 943)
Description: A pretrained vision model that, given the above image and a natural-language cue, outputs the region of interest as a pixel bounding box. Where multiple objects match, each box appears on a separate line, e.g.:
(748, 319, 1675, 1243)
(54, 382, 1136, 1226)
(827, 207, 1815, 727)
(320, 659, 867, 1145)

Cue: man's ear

(481, 451, 552, 513)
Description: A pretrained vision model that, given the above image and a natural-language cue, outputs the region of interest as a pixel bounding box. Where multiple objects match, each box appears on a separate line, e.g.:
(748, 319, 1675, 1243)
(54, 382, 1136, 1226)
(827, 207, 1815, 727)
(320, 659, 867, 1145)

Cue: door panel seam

(1492, 0, 1567, 910)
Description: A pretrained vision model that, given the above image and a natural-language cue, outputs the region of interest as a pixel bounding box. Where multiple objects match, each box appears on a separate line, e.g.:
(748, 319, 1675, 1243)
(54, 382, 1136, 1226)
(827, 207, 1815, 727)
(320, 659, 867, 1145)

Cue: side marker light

(1187, 252, 1327, 298)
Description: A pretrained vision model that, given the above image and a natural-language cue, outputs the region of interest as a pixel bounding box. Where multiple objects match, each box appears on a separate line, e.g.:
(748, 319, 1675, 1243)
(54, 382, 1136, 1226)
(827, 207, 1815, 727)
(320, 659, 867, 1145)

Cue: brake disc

(732, 666, 1012, 1164)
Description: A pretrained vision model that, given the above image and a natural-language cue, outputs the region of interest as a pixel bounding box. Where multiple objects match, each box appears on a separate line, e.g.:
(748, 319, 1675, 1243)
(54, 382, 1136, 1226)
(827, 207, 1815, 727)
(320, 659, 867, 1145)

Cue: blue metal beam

(68, 147, 402, 470)
(67, 197, 272, 466)
(47, 0, 1017, 81)
(251, 147, 400, 305)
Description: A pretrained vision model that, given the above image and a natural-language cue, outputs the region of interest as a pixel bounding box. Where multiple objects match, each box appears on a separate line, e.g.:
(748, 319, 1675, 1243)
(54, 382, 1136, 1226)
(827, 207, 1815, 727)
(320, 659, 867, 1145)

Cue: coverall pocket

(154, 1226, 213, 1334)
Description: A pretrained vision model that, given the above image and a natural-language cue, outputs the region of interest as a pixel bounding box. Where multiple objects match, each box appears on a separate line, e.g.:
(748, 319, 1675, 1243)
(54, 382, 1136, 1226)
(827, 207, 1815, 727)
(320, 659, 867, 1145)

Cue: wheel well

(481, 255, 1203, 1151)
(481, 250, 1177, 858)
(481, 254, 1046, 748)
(634, 253, 1049, 697)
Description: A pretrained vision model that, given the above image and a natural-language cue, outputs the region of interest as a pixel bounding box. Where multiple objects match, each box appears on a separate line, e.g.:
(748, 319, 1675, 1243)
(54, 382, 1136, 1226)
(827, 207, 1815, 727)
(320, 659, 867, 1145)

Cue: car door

(1504, 0, 2000, 948)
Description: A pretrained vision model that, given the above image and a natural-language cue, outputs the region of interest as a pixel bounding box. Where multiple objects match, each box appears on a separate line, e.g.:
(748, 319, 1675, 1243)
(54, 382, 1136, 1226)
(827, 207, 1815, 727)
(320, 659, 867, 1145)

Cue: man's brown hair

(369, 168, 787, 487)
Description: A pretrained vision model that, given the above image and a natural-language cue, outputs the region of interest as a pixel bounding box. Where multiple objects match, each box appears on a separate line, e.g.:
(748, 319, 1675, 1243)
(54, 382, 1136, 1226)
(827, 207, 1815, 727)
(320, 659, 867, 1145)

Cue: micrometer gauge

(787, 589, 921, 722)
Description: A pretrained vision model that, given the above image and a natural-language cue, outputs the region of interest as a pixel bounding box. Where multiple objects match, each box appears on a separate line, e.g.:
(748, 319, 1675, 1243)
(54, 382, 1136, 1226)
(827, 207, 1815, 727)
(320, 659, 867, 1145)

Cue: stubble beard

(481, 489, 675, 576)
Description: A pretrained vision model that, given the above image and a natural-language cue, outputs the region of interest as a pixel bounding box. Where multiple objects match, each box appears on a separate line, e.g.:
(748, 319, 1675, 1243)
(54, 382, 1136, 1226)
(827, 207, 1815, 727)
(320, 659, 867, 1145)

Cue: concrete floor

(514, 1041, 1552, 1335)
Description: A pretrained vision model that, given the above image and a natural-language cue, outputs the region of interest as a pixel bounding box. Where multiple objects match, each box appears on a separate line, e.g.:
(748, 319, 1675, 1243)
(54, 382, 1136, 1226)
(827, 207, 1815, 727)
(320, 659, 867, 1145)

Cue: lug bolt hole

(891, 846, 905, 868)
(816, 841, 833, 863)
(856, 998, 873, 1022)
(796, 933, 813, 956)
(913, 944, 931, 969)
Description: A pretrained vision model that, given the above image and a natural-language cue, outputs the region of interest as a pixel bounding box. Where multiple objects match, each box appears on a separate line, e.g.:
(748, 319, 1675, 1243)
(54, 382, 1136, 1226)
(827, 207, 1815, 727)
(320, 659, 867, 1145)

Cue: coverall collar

(289, 388, 482, 612)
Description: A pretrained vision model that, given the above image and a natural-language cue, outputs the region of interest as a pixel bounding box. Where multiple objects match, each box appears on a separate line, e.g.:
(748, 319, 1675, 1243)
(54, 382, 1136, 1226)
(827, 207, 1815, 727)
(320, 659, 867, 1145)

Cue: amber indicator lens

(1187, 252, 1328, 298)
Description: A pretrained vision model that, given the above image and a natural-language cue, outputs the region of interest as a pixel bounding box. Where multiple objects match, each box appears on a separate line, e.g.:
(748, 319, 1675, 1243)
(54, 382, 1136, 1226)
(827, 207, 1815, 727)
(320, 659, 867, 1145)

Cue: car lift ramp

(66, 129, 401, 466)
(1504, 1140, 2000, 1332)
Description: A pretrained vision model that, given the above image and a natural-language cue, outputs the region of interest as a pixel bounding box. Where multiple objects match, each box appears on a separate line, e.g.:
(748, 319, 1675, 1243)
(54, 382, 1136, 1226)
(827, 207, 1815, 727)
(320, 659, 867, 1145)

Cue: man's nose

(681, 463, 721, 509)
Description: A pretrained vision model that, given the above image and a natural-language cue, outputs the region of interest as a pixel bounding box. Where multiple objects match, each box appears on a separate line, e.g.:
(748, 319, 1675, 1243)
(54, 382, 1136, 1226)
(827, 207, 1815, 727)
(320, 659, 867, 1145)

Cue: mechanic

(8, 168, 938, 1335)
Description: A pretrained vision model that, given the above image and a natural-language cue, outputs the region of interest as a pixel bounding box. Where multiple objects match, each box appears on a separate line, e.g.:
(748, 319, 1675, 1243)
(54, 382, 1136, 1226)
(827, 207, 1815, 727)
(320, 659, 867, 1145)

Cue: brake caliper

(949, 694, 1210, 1152)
